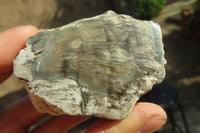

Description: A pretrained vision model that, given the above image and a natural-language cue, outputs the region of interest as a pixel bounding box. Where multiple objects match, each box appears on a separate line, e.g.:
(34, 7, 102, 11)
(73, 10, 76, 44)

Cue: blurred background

(0, 0, 200, 132)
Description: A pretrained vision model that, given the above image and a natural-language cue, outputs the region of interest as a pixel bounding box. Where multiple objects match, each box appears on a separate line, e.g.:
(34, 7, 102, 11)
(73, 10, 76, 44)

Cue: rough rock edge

(21, 80, 66, 115)
(21, 80, 118, 119)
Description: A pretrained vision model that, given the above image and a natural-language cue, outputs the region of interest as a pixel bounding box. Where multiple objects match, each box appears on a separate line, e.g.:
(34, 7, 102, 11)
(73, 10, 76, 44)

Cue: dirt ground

(153, 0, 200, 132)
(0, 0, 200, 132)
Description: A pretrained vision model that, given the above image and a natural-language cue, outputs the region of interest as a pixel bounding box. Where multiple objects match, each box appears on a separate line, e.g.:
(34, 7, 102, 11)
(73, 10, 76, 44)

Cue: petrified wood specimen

(14, 11, 166, 120)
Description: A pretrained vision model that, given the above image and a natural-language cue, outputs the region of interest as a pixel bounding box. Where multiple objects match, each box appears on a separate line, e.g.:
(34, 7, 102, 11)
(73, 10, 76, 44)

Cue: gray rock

(14, 10, 166, 120)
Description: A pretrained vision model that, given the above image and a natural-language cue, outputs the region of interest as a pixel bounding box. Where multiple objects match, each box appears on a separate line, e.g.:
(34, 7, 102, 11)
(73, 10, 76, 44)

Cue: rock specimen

(14, 11, 166, 120)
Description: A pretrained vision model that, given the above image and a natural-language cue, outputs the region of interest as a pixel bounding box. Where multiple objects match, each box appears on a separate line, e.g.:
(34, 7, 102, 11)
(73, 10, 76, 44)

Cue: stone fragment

(14, 10, 166, 120)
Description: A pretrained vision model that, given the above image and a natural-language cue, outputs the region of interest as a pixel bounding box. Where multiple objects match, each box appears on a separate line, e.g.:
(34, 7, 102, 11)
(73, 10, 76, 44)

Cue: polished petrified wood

(14, 11, 166, 120)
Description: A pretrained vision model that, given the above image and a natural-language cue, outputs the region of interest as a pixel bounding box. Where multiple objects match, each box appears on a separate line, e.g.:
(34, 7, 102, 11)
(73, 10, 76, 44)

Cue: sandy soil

(0, 0, 200, 132)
